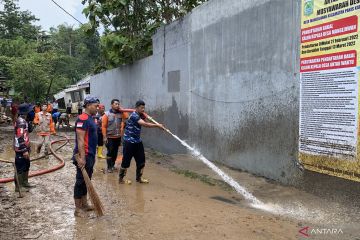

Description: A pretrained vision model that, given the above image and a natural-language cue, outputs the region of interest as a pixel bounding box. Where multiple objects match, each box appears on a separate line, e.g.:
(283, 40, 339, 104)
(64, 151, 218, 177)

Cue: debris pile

(0, 113, 11, 124)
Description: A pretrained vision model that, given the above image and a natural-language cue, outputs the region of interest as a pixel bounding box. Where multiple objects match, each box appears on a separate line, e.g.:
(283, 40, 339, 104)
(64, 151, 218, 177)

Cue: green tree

(8, 51, 76, 102)
(81, 0, 207, 69)
(48, 24, 100, 79)
(0, 0, 101, 102)
(0, 37, 36, 57)
(9, 53, 49, 102)
(0, 55, 12, 80)
(0, 0, 41, 40)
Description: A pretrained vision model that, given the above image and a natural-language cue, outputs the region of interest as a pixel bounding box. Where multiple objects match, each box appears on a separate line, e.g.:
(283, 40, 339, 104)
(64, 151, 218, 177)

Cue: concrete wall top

(190, 0, 272, 31)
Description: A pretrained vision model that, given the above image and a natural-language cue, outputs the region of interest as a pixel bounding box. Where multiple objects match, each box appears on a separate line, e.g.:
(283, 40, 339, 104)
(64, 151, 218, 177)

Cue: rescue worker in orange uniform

(102, 99, 128, 173)
(34, 103, 56, 155)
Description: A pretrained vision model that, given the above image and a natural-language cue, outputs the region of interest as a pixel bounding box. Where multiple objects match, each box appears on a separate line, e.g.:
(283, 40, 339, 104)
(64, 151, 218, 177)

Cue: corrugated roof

(53, 75, 91, 99)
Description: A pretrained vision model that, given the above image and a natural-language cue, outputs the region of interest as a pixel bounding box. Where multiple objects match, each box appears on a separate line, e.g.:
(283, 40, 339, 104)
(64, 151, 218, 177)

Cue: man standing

(52, 99, 59, 114)
(94, 104, 106, 159)
(119, 100, 164, 184)
(72, 96, 99, 217)
(102, 99, 129, 173)
(10, 99, 18, 124)
(77, 101, 83, 115)
(33, 103, 56, 155)
(1, 97, 7, 114)
(66, 100, 72, 117)
(14, 103, 35, 192)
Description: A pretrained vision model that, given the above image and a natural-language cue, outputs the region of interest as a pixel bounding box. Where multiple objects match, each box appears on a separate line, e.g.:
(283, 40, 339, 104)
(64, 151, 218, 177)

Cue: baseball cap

(83, 96, 99, 107)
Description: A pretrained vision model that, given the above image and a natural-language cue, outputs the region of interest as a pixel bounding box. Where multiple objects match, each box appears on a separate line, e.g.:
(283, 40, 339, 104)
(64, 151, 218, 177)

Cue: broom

(12, 162, 23, 198)
(75, 154, 105, 217)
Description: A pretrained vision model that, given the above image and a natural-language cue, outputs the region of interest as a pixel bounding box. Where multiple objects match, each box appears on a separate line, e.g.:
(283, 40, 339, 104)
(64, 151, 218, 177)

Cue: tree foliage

(0, 0, 100, 103)
(0, 0, 41, 40)
(48, 24, 101, 81)
(81, 0, 207, 69)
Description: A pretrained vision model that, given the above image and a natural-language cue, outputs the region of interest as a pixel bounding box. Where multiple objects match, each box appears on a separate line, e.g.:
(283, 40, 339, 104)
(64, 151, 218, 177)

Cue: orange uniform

(34, 111, 56, 136)
(102, 110, 129, 138)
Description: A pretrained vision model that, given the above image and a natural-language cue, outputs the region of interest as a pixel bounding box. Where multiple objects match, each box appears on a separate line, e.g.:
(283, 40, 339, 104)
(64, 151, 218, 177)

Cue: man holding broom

(72, 96, 99, 217)
(119, 100, 165, 184)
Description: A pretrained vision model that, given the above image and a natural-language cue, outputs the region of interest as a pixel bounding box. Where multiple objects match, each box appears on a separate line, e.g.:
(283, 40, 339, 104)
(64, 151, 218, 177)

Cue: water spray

(145, 114, 264, 207)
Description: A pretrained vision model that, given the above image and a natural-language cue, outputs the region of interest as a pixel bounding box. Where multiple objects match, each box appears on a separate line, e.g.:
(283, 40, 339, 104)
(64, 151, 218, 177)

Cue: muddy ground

(0, 124, 359, 240)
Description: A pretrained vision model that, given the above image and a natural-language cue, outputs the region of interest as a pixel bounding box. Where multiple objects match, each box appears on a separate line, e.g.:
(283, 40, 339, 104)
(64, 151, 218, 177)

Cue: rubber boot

(15, 173, 29, 192)
(45, 145, 50, 156)
(119, 168, 132, 184)
(97, 146, 106, 159)
(136, 167, 149, 184)
(111, 159, 116, 171)
(106, 158, 113, 173)
(14, 174, 21, 192)
(36, 143, 42, 154)
(74, 198, 87, 218)
(22, 171, 35, 188)
(81, 195, 94, 211)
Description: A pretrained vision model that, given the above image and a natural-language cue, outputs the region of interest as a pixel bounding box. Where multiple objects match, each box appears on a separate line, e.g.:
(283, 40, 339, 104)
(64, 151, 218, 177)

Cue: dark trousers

(121, 141, 145, 180)
(106, 138, 121, 169)
(97, 131, 104, 146)
(15, 152, 30, 174)
(73, 156, 95, 199)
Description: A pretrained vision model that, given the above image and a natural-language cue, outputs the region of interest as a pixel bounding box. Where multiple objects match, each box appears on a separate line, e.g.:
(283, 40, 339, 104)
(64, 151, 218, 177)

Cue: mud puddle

(0, 126, 358, 239)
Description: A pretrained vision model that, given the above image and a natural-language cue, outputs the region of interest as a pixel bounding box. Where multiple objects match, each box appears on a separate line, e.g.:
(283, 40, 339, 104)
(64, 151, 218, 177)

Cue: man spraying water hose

(72, 96, 99, 217)
(119, 100, 165, 184)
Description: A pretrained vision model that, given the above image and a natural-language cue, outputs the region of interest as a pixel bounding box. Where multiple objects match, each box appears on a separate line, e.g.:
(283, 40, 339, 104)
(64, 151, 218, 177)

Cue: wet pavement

(0, 124, 359, 239)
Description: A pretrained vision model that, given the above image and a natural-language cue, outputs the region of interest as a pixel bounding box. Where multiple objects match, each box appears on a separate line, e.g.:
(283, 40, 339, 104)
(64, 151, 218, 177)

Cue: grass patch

(147, 148, 166, 158)
(171, 168, 233, 192)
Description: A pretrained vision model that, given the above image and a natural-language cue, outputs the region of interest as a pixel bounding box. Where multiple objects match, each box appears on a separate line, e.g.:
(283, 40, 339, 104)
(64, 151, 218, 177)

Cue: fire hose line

(0, 134, 73, 183)
(0, 109, 140, 183)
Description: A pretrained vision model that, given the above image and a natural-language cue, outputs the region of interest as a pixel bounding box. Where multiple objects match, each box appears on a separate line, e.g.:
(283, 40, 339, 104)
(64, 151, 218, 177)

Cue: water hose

(31, 135, 70, 161)
(120, 108, 135, 113)
(145, 114, 172, 134)
(0, 135, 71, 183)
(0, 109, 137, 183)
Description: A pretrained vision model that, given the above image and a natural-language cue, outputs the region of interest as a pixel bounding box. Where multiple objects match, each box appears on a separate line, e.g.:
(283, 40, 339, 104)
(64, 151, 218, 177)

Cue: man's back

(1, 99, 7, 107)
